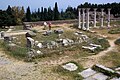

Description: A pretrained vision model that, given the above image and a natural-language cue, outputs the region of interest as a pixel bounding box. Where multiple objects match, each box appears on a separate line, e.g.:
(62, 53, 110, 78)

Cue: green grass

(108, 28, 120, 34)
(0, 40, 28, 60)
(0, 28, 7, 31)
(102, 51, 120, 67)
(13, 25, 23, 31)
(91, 37, 110, 53)
(111, 20, 120, 25)
(53, 61, 84, 80)
(34, 32, 58, 42)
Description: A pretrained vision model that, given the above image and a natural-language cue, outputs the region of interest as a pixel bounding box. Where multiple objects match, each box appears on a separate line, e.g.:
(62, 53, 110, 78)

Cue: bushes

(115, 38, 120, 45)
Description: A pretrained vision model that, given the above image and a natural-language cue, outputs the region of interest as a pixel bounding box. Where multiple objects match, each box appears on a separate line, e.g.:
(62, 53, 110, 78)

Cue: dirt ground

(0, 24, 120, 80)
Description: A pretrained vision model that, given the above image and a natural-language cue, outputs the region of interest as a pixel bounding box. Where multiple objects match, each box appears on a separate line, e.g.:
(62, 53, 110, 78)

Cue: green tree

(6, 5, 16, 26)
(53, 2, 59, 20)
(26, 6, 31, 22)
(43, 8, 48, 21)
(37, 8, 40, 20)
(40, 7, 44, 21)
(12, 6, 25, 24)
(48, 7, 53, 20)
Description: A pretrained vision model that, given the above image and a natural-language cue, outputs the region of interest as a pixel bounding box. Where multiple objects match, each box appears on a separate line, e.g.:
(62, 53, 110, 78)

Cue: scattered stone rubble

(54, 29, 64, 34)
(42, 30, 52, 36)
(27, 49, 43, 61)
(82, 43, 102, 52)
(79, 64, 120, 80)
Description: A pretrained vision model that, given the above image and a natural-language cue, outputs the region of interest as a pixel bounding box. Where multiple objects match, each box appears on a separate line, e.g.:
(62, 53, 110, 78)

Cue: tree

(40, 7, 44, 21)
(26, 6, 31, 22)
(48, 7, 53, 20)
(37, 8, 40, 20)
(12, 6, 25, 24)
(53, 2, 59, 20)
(6, 5, 12, 15)
(6, 5, 16, 26)
(43, 8, 48, 21)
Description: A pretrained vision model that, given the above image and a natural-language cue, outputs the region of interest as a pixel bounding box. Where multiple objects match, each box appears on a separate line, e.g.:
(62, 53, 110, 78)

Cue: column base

(82, 27, 86, 31)
(78, 25, 81, 29)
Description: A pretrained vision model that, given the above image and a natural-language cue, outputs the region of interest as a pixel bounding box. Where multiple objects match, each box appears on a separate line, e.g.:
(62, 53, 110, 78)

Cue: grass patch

(0, 40, 28, 60)
(34, 32, 58, 42)
(102, 51, 120, 67)
(108, 28, 120, 34)
(53, 61, 84, 80)
(14, 25, 23, 31)
(0, 28, 7, 31)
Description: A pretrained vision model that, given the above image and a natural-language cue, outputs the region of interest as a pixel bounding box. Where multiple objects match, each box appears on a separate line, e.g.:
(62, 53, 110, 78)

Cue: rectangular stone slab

(78, 68, 97, 78)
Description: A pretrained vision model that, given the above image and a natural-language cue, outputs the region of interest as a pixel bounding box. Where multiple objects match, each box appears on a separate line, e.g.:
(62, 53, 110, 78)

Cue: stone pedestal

(86, 8, 90, 31)
(78, 8, 81, 29)
(94, 8, 97, 27)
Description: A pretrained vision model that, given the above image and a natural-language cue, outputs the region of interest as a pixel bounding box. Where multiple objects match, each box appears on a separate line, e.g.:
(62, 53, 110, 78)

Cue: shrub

(114, 38, 120, 45)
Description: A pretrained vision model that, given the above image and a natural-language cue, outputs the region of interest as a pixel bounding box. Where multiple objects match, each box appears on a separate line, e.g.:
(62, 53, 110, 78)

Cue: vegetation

(26, 7, 31, 22)
(108, 28, 120, 34)
(114, 38, 120, 45)
(0, 2, 120, 26)
(91, 37, 110, 53)
(0, 40, 28, 60)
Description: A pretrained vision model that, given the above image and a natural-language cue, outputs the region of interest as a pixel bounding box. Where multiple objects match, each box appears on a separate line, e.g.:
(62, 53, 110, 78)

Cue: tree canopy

(0, 2, 120, 27)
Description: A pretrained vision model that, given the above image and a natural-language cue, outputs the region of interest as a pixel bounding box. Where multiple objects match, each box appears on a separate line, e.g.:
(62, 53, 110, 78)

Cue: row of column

(78, 8, 111, 31)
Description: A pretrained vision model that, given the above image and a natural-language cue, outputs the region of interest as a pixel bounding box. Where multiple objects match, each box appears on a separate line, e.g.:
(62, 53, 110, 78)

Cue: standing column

(107, 8, 111, 27)
(86, 8, 90, 31)
(100, 8, 104, 28)
(78, 8, 81, 29)
(94, 8, 97, 27)
(82, 8, 85, 30)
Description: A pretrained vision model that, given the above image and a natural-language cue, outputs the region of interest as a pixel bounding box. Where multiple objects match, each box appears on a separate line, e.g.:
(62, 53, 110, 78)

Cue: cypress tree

(43, 8, 48, 21)
(48, 7, 53, 20)
(54, 2, 59, 20)
(40, 7, 44, 21)
(26, 6, 31, 22)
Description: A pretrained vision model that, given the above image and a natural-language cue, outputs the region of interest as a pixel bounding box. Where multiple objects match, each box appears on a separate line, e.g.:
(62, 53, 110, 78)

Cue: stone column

(86, 8, 90, 31)
(100, 9, 104, 28)
(107, 8, 111, 27)
(94, 8, 97, 27)
(78, 8, 81, 29)
(82, 8, 85, 30)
